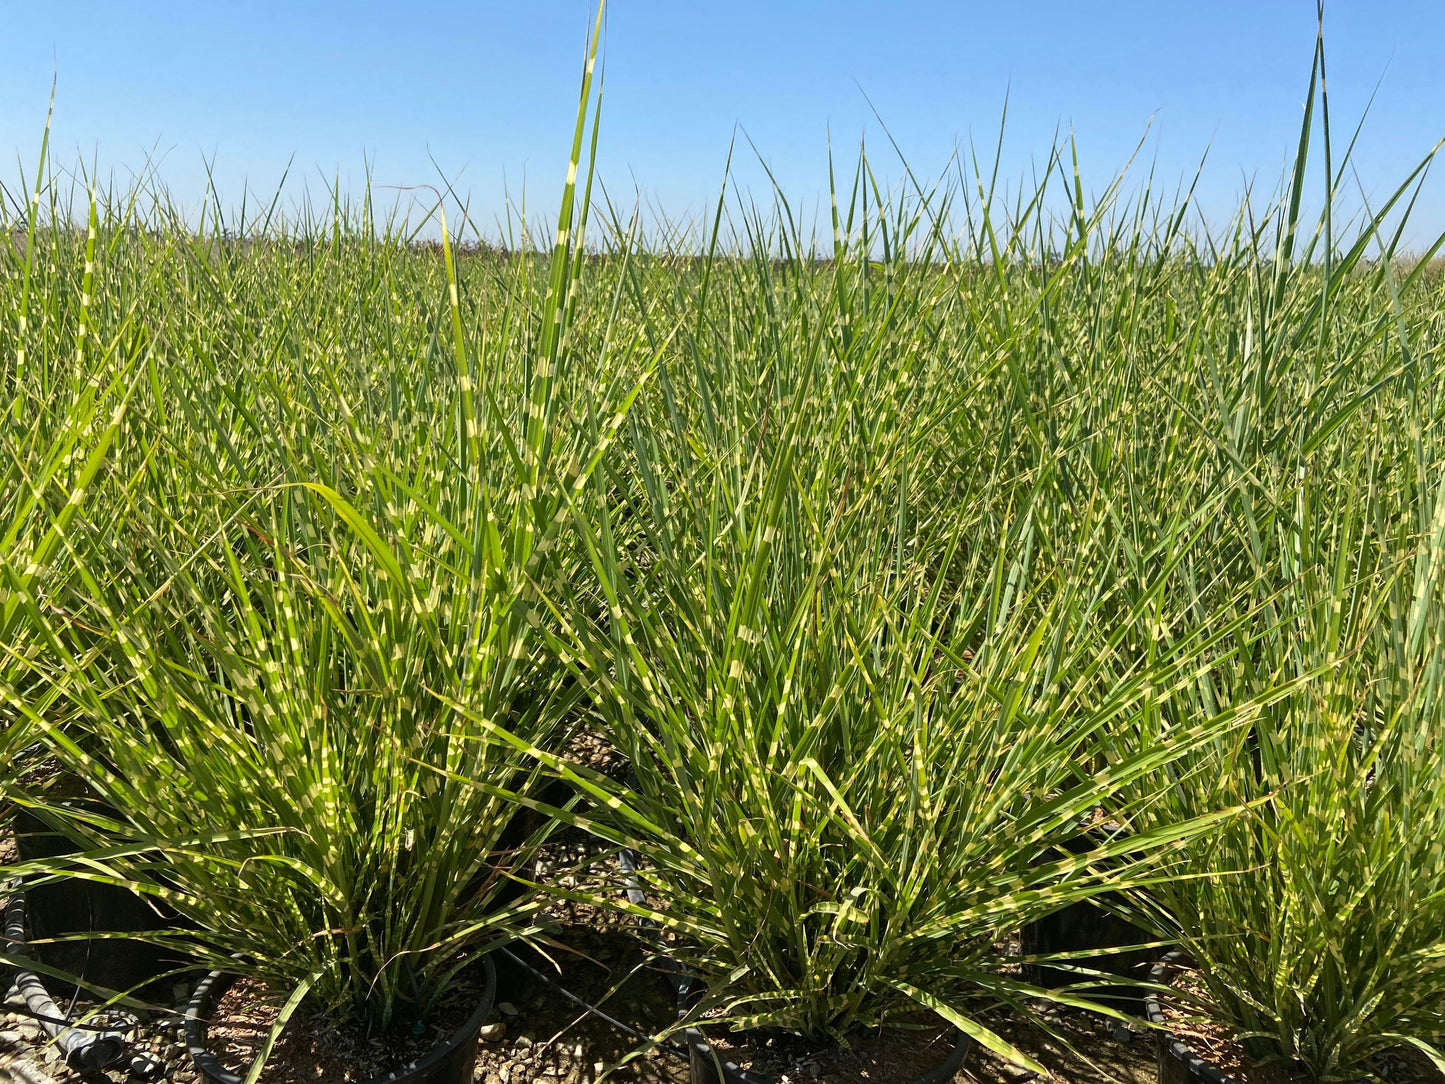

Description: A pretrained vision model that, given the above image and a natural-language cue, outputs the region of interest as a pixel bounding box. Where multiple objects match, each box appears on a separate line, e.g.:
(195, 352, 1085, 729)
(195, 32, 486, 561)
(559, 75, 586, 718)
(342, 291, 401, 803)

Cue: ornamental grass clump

(10, 6, 649, 1071)
(1121, 431, 1445, 1082)
(475, 159, 1315, 1069)
(1126, 463, 1445, 1082)
(1106, 27, 1445, 1079)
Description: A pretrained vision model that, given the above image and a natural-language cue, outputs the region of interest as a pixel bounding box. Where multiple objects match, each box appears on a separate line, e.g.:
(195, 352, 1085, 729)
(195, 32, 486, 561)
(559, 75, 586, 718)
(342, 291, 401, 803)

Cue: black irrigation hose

(496, 945, 692, 1065)
(2, 891, 165, 1079)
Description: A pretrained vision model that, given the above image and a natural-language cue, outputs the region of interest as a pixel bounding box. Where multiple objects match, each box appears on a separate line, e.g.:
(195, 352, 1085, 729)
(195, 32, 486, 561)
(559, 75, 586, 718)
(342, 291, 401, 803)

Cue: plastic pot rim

(183, 956, 497, 1084)
(1144, 951, 1244, 1084)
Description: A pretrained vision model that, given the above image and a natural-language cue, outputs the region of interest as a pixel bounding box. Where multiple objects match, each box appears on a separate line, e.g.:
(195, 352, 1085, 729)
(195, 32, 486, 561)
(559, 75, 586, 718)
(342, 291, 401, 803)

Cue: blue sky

(3, 2, 1444, 249)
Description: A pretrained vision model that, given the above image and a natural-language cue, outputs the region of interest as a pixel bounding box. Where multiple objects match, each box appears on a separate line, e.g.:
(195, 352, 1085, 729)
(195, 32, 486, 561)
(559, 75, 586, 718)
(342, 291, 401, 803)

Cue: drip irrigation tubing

(2, 891, 162, 1076)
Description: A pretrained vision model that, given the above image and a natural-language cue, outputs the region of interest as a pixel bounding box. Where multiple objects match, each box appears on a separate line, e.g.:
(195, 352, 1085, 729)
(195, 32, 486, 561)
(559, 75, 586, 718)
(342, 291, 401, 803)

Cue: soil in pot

(192, 958, 495, 1084)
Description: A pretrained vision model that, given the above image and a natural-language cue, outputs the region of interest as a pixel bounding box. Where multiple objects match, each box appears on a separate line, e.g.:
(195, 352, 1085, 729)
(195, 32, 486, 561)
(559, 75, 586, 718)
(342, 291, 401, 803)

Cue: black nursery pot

(1018, 822, 1153, 1007)
(184, 956, 498, 1084)
(670, 973, 973, 1084)
(1143, 953, 1242, 1084)
(13, 802, 187, 994)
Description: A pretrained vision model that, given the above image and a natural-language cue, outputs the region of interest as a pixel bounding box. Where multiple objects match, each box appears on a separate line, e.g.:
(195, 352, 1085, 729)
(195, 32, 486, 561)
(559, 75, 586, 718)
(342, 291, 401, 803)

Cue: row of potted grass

(4, 9, 1445, 1084)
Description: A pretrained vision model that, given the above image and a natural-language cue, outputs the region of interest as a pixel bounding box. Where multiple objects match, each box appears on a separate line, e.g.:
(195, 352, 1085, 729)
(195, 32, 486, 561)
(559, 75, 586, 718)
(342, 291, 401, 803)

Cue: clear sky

(3, 2, 1443, 250)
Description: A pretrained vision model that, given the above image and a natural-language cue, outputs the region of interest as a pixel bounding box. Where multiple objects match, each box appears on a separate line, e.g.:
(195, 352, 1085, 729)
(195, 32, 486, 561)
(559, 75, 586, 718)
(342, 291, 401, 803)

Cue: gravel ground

(8, 971, 1443, 1084)
(0, 982, 193, 1084)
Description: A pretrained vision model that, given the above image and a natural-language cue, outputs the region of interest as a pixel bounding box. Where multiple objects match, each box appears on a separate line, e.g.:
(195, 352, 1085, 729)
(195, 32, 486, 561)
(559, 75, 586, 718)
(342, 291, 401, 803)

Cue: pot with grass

(496, 218, 1288, 1084)
(183, 958, 499, 1084)
(1133, 673, 1445, 1084)
(17, 9, 637, 1077)
(36, 385, 565, 1084)
(1124, 417, 1445, 1083)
